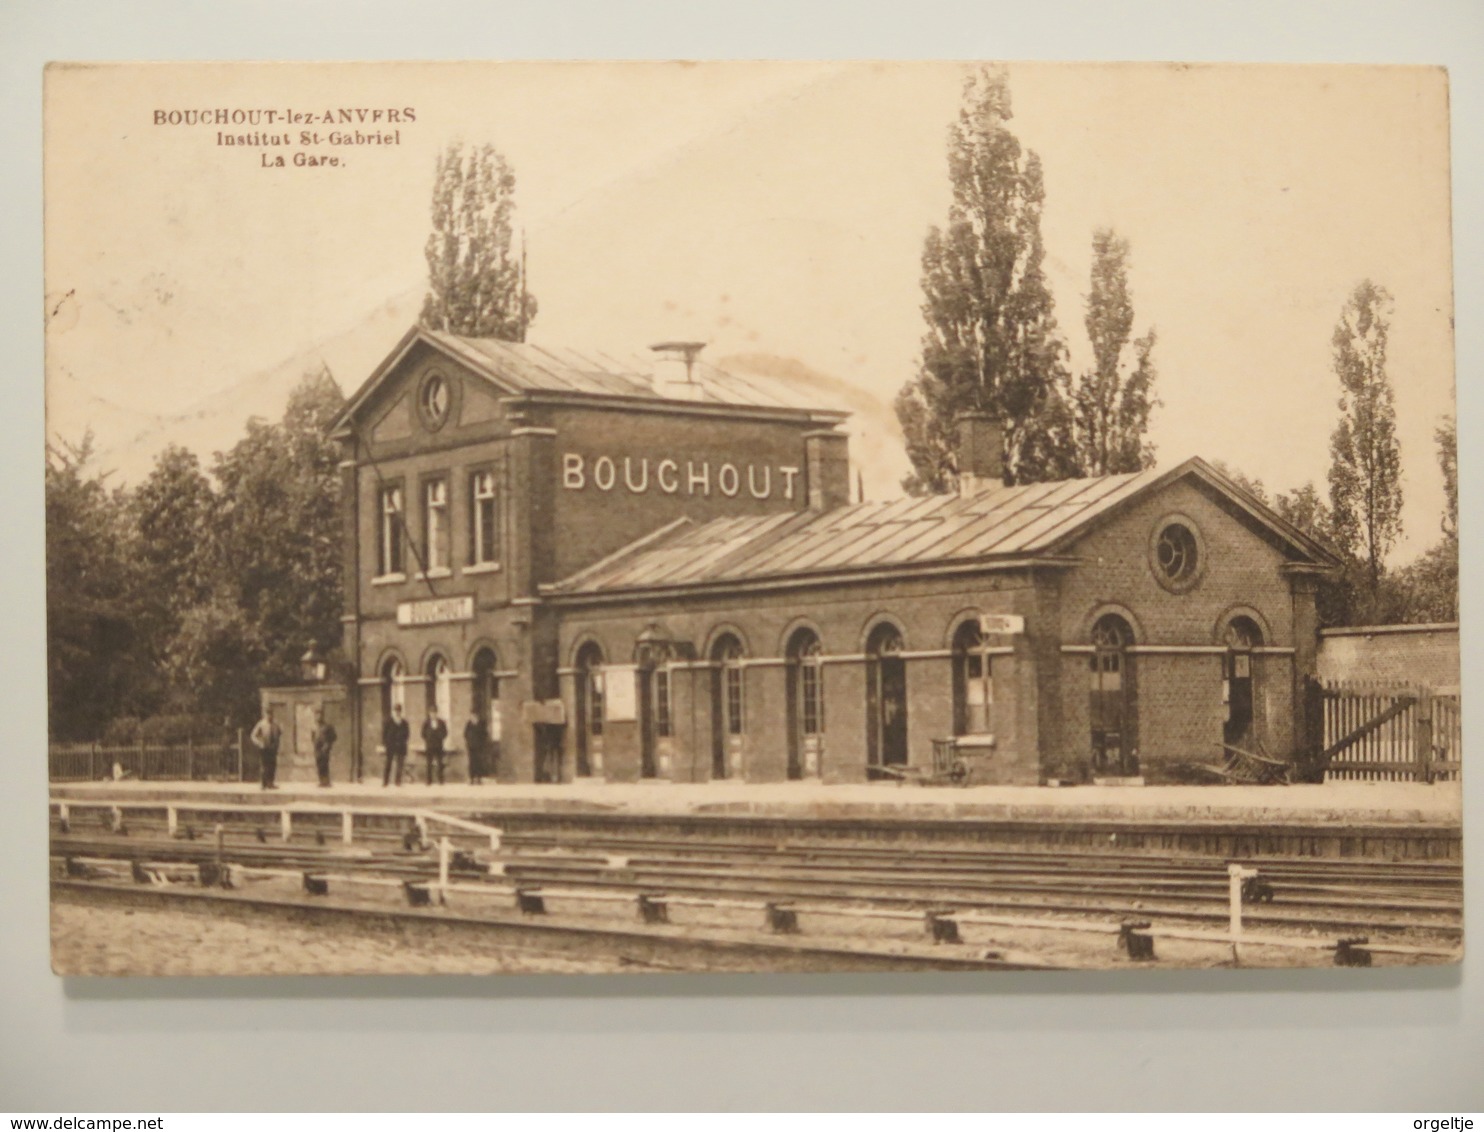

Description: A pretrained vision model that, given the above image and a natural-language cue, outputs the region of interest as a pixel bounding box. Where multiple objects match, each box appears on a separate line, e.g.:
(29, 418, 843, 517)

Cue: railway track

(50, 811, 1464, 947)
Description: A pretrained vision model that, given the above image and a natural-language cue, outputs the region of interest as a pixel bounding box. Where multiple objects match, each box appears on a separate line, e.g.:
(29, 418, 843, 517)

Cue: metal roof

(545, 457, 1342, 597)
(424, 330, 844, 414)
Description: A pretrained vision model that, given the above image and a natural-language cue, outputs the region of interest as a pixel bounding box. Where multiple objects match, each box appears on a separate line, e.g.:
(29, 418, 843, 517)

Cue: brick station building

(325, 325, 1339, 787)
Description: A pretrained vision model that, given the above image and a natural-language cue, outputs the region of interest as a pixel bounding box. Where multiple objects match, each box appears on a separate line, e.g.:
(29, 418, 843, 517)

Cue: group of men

(248, 703, 498, 790)
(378, 704, 497, 786)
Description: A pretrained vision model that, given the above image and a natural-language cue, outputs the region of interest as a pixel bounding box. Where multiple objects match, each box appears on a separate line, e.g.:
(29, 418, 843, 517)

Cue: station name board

(979, 613, 1025, 635)
(563, 453, 800, 500)
(396, 595, 475, 627)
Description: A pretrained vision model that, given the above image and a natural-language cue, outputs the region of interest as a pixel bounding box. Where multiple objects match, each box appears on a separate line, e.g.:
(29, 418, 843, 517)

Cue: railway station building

(323, 326, 1339, 787)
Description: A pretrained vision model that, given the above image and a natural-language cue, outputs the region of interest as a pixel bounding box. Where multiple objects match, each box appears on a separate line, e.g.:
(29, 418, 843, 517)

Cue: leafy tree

(1388, 415, 1459, 624)
(45, 434, 150, 739)
(1436, 414, 1457, 542)
(895, 67, 1075, 492)
(126, 445, 216, 711)
(193, 369, 348, 724)
(421, 140, 537, 340)
(1069, 229, 1158, 476)
(1327, 280, 1403, 605)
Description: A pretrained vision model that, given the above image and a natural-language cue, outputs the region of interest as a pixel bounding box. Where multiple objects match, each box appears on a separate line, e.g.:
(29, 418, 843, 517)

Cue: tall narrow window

(786, 628, 825, 780)
(423, 478, 448, 572)
(470, 470, 499, 566)
(953, 620, 994, 736)
(654, 668, 671, 737)
(721, 642, 744, 735)
(800, 643, 823, 736)
(378, 485, 404, 576)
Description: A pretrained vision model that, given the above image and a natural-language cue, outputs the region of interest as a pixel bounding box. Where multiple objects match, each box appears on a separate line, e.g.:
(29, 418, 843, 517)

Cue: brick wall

(1317, 624, 1459, 688)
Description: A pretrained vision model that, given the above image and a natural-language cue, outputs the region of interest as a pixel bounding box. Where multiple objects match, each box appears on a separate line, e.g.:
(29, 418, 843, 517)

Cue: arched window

(866, 622, 908, 778)
(1090, 614, 1137, 776)
(574, 642, 605, 779)
(952, 619, 994, 736)
(1222, 616, 1264, 750)
(425, 653, 452, 721)
(786, 628, 825, 779)
(709, 634, 745, 779)
(379, 656, 405, 722)
(471, 647, 499, 729)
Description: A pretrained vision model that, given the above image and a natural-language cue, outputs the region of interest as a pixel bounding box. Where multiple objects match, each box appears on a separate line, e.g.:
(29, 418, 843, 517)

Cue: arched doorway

(1090, 614, 1137, 776)
(1222, 616, 1263, 751)
(951, 619, 993, 737)
(866, 622, 908, 779)
(572, 642, 604, 781)
(471, 647, 500, 780)
(785, 628, 824, 779)
(709, 633, 745, 780)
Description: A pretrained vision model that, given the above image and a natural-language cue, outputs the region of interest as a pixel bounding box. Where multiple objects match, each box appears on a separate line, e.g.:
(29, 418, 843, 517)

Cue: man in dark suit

(311, 709, 337, 788)
(422, 707, 449, 786)
(464, 714, 489, 785)
(382, 702, 410, 787)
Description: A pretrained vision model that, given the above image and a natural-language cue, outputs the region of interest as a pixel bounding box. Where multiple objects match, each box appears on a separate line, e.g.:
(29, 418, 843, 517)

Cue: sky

(43, 60, 1456, 562)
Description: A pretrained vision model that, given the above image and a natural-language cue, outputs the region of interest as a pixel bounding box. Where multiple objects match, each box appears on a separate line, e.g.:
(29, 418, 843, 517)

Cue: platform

(50, 777, 1462, 826)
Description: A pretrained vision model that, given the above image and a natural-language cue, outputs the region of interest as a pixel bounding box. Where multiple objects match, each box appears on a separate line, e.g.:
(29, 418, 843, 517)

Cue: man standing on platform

(250, 706, 282, 791)
(311, 708, 337, 788)
(422, 706, 449, 786)
(382, 702, 410, 787)
(464, 713, 489, 786)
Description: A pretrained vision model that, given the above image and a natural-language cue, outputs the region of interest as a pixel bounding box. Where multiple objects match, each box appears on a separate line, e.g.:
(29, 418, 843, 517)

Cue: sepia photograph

(43, 59, 1462, 976)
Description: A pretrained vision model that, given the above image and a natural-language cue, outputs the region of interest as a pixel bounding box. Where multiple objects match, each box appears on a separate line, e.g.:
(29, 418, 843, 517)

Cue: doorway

(1090, 614, 1137, 776)
(1222, 617, 1262, 751)
(866, 622, 908, 779)
(786, 628, 824, 779)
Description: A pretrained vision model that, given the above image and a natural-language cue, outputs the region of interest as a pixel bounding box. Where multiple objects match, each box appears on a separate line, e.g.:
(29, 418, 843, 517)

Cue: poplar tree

(1069, 228, 1158, 476)
(1326, 280, 1403, 607)
(421, 141, 537, 340)
(895, 67, 1074, 492)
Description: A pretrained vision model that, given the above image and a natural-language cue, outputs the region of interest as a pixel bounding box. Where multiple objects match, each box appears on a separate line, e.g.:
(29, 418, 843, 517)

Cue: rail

(56, 818, 1459, 967)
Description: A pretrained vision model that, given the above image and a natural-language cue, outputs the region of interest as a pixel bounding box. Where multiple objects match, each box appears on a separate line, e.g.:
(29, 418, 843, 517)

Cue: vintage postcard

(44, 61, 1461, 975)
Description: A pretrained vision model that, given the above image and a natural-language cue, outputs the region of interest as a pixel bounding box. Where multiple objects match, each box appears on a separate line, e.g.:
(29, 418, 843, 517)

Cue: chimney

(804, 429, 851, 511)
(957, 411, 1004, 497)
(650, 341, 707, 402)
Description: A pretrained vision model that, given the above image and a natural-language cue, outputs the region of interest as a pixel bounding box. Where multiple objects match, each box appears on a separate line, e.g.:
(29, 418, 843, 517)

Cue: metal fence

(48, 736, 255, 783)
(1320, 680, 1462, 783)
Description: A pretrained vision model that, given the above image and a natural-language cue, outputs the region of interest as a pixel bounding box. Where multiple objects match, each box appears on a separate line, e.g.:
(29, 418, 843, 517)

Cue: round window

(1148, 518, 1204, 593)
(1156, 523, 1197, 581)
(418, 372, 451, 430)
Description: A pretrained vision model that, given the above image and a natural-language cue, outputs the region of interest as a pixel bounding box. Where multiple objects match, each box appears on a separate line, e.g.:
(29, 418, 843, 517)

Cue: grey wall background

(2, 0, 1481, 1112)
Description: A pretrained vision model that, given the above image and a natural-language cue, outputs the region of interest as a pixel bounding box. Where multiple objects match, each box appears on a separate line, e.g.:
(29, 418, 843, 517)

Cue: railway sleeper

(637, 893, 670, 924)
(926, 910, 962, 945)
(766, 903, 800, 934)
(1334, 936, 1373, 967)
(1119, 919, 1157, 961)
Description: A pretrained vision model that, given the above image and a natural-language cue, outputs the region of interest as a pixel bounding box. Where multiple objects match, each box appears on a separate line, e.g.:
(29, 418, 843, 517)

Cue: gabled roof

(543, 457, 1342, 598)
(331, 325, 850, 433)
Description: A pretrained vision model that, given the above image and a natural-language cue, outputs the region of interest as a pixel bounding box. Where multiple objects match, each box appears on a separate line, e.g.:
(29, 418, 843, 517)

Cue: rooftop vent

(650, 341, 707, 402)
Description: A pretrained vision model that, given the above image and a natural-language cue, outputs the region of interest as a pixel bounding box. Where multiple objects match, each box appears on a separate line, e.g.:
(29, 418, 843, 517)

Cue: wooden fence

(1319, 679, 1462, 783)
(48, 734, 256, 783)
